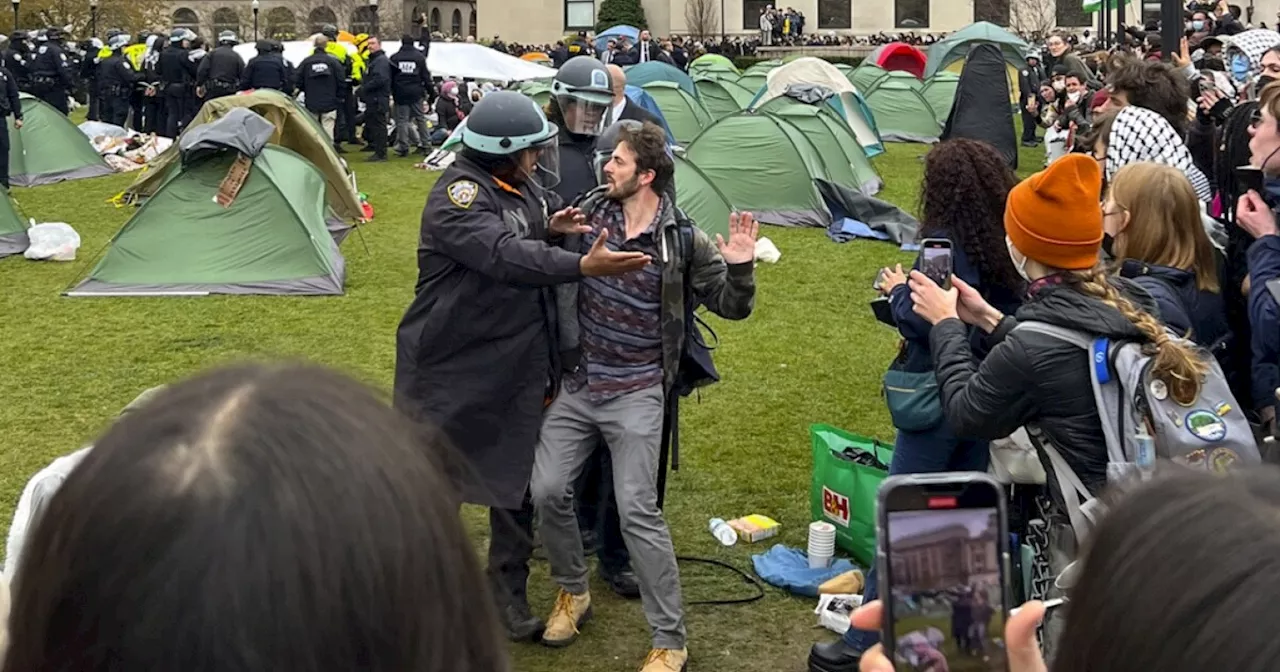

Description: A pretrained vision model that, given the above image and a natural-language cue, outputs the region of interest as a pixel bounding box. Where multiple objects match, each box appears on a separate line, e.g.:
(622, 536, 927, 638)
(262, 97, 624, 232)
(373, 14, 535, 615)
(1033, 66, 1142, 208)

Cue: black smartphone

(878, 473, 1011, 672)
(1236, 165, 1266, 195)
(919, 238, 953, 289)
(871, 296, 896, 327)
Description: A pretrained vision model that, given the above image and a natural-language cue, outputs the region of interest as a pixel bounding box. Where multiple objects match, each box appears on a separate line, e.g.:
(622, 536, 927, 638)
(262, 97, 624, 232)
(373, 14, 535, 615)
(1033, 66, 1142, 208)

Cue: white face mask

(1053, 80, 1066, 92)
(1007, 236, 1032, 282)
(1068, 90, 1081, 102)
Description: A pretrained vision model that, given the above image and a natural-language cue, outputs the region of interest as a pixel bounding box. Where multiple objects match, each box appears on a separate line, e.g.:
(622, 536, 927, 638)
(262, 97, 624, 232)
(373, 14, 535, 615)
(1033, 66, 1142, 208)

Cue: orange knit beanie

(1004, 154, 1104, 271)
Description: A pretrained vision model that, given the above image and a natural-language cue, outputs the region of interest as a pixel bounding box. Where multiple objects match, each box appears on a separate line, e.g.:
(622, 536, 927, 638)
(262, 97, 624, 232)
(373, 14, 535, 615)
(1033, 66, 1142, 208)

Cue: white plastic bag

(755, 236, 781, 264)
(24, 222, 81, 261)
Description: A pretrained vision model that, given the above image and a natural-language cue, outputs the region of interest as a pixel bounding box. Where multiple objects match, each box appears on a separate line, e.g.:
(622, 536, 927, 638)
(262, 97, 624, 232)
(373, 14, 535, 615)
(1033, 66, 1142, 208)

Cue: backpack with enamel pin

(1014, 320, 1261, 543)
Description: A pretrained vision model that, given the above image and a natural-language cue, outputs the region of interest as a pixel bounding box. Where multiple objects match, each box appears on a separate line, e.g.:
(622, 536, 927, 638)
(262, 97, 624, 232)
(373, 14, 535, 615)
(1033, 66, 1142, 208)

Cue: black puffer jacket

(1118, 259, 1229, 349)
(929, 278, 1156, 498)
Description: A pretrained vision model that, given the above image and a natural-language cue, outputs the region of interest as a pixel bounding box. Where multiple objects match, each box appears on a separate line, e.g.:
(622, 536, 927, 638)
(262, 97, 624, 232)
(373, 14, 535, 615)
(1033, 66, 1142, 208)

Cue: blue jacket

(888, 240, 1023, 373)
(1248, 234, 1280, 411)
(1118, 259, 1229, 348)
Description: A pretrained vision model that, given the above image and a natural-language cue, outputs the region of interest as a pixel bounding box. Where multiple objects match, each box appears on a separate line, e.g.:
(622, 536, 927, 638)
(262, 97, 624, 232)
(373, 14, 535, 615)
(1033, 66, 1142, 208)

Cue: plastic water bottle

(1134, 429, 1155, 481)
(709, 518, 738, 546)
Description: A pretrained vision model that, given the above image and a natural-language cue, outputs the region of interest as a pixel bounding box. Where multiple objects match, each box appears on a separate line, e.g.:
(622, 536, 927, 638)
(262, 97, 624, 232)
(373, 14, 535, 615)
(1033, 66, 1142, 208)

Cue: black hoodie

(929, 278, 1156, 500)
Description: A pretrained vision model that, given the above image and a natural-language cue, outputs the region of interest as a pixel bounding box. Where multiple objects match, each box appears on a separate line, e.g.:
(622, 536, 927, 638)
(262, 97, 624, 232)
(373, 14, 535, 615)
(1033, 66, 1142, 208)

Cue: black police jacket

(98, 52, 142, 93)
(296, 50, 342, 113)
(361, 49, 391, 100)
(552, 131, 598, 205)
(390, 44, 431, 103)
(0, 66, 21, 118)
(2, 48, 29, 88)
(158, 45, 196, 87)
(240, 53, 292, 93)
(197, 45, 245, 90)
(31, 42, 73, 87)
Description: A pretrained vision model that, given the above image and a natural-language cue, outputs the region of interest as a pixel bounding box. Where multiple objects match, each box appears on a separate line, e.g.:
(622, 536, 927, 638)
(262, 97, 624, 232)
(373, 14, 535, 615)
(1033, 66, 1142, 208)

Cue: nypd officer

(30, 26, 73, 114)
(2, 32, 30, 92)
(97, 32, 142, 127)
(158, 29, 197, 138)
(0, 57, 22, 188)
(196, 30, 244, 101)
(541, 55, 643, 599)
(393, 90, 651, 643)
(296, 35, 343, 142)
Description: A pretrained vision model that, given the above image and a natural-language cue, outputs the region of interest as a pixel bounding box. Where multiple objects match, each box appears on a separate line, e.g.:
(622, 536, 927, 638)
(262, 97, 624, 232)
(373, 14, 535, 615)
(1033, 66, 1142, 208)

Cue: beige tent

(125, 90, 363, 221)
(749, 57, 884, 157)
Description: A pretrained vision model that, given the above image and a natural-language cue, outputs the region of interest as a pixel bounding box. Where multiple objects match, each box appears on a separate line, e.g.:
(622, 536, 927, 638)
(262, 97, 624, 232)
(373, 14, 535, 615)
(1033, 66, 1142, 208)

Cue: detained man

(530, 121, 758, 672)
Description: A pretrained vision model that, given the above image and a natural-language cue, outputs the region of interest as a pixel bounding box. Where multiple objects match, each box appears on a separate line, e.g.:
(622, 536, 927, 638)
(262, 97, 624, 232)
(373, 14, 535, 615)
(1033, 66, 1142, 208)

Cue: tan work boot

(541, 589, 592, 647)
(639, 647, 689, 671)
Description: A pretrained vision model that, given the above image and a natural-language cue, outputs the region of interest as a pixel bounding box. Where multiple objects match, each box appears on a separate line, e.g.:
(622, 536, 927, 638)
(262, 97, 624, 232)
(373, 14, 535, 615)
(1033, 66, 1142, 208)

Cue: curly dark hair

(919, 139, 1023, 292)
(1107, 60, 1192, 136)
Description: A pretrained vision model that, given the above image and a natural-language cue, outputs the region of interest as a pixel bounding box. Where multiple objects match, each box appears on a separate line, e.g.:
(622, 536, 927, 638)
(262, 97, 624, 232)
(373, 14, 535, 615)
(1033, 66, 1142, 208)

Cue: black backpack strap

(659, 208, 695, 510)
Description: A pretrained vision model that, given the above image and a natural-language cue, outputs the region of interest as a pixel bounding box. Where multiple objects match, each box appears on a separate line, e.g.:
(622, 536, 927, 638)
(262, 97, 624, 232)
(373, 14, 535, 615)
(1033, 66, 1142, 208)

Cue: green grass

(0, 132, 1043, 671)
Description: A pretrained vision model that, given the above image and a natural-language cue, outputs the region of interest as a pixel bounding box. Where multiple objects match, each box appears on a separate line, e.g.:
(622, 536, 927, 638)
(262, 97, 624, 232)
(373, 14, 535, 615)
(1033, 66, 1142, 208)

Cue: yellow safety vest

(348, 50, 366, 82)
(324, 41, 349, 66)
(123, 43, 146, 70)
(96, 46, 111, 60)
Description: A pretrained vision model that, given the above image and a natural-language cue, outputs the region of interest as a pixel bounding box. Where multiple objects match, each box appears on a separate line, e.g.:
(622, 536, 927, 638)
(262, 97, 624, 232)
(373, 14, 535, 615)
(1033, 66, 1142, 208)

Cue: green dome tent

(626, 61, 697, 98)
(674, 155, 732, 239)
(736, 72, 769, 94)
(694, 76, 756, 118)
(743, 58, 783, 75)
(833, 63, 856, 78)
(71, 112, 346, 297)
(747, 56, 885, 157)
(0, 194, 27, 258)
(684, 112, 832, 228)
(924, 21, 1029, 77)
(863, 80, 941, 143)
(9, 94, 112, 187)
(876, 69, 925, 91)
(516, 81, 552, 108)
(921, 72, 961, 124)
(689, 53, 739, 76)
(851, 64, 889, 93)
(640, 81, 712, 144)
(765, 106, 882, 195)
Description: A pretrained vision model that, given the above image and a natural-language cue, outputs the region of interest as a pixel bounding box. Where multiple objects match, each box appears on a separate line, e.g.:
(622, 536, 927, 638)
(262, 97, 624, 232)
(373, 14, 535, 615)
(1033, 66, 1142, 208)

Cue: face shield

(527, 136, 561, 190)
(592, 149, 610, 184)
(556, 93, 611, 136)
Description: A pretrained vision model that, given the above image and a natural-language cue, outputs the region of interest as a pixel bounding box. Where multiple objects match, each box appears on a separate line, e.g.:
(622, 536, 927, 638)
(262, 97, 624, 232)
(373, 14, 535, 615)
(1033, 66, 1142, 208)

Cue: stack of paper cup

(808, 521, 836, 569)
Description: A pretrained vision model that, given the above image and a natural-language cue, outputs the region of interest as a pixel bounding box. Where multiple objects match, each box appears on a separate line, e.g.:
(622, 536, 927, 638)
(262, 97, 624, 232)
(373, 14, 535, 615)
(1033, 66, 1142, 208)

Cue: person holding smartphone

(810, 139, 1024, 672)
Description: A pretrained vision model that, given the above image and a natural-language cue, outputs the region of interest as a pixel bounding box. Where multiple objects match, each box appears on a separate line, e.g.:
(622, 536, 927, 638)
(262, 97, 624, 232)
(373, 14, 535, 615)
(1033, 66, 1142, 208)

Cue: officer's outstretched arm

(426, 200, 582, 286)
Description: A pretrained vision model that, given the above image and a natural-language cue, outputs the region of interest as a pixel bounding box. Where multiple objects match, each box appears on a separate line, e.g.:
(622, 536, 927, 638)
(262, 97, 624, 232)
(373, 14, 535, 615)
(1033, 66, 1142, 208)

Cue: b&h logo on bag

(822, 487, 850, 527)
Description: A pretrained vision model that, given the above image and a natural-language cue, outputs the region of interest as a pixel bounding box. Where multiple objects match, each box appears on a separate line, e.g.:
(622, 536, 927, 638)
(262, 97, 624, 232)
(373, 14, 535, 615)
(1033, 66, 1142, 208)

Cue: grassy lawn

(0, 129, 1042, 671)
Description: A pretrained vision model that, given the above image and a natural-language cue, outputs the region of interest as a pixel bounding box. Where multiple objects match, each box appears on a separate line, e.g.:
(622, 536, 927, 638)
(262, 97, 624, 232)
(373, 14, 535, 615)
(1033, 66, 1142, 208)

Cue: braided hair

(1067, 267, 1209, 405)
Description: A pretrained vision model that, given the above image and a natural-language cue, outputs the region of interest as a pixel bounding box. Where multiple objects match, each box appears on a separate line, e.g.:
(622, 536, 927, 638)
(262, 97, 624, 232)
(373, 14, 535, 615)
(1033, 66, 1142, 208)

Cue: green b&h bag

(809, 424, 894, 567)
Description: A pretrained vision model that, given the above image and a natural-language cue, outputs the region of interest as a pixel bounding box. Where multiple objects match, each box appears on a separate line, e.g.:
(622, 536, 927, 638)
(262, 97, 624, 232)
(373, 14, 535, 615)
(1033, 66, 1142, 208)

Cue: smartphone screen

(880, 474, 1009, 672)
(919, 239, 953, 289)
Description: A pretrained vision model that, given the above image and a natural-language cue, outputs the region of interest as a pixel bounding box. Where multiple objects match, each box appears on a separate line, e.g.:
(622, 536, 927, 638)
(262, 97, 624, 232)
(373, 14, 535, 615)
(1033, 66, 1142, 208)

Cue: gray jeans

(394, 100, 428, 152)
(531, 384, 686, 649)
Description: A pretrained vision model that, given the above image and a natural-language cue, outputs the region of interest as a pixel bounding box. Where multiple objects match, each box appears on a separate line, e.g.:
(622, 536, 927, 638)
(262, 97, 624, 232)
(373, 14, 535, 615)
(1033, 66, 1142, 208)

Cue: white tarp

(753, 57, 881, 152)
(233, 40, 555, 82)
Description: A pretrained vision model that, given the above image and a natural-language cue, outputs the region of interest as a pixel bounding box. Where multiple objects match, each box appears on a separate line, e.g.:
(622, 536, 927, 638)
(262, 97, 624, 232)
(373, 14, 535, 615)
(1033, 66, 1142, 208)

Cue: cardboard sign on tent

(921, 71, 961, 125)
(694, 76, 756, 118)
(70, 110, 346, 297)
(640, 81, 712, 145)
(126, 89, 362, 223)
(626, 61, 698, 99)
(863, 80, 941, 143)
(674, 155, 733, 239)
(750, 57, 884, 157)
(8, 94, 113, 187)
(868, 42, 928, 79)
(684, 112, 833, 228)
(942, 44, 1018, 169)
(766, 106, 882, 195)
(0, 194, 27, 258)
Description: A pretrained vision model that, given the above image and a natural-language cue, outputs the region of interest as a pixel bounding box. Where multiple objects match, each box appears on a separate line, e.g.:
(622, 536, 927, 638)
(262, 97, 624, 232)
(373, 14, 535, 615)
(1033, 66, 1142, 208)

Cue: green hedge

(731, 55, 864, 69)
(596, 0, 647, 32)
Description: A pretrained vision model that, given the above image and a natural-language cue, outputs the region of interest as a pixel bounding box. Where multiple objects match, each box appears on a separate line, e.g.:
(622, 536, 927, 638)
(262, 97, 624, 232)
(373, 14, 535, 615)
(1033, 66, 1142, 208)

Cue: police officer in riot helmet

(30, 26, 74, 114)
(157, 28, 197, 138)
(393, 90, 651, 643)
(547, 56, 614, 204)
(196, 30, 244, 101)
(2, 31, 30, 92)
(0, 47, 22, 188)
(240, 39, 294, 94)
(97, 32, 142, 127)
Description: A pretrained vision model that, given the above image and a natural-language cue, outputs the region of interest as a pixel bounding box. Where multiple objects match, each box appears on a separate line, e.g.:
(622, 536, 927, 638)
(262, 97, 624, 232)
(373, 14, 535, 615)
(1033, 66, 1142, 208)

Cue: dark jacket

(361, 49, 392, 100)
(1042, 50, 1095, 87)
(0, 65, 20, 118)
(888, 242, 1023, 374)
(1018, 62, 1046, 103)
(31, 41, 73, 88)
(392, 154, 582, 509)
(1248, 234, 1280, 413)
(240, 52, 292, 93)
(556, 187, 755, 393)
(196, 45, 245, 94)
(157, 45, 196, 88)
(389, 43, 431, 103)
(1118, 259, 1229, 348)
(929, 278, 1156, 498)
(3, 46, 30, 90)
(552, 130, 598, 205)
(97, 51, 142, 94)
(436, 95, 466, 131)
(296, 49, 343, 113)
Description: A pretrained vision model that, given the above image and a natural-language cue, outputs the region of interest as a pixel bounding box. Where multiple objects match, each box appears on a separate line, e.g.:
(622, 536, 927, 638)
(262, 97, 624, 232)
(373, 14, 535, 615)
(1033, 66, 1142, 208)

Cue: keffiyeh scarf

(1107, 106, 1214, 202)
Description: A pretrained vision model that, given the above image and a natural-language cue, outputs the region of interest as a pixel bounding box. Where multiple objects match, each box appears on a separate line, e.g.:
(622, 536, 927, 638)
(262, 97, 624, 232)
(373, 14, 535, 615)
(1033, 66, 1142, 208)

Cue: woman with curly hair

(809, 138, 1024, 672)
(877, 138, 1025, 473)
